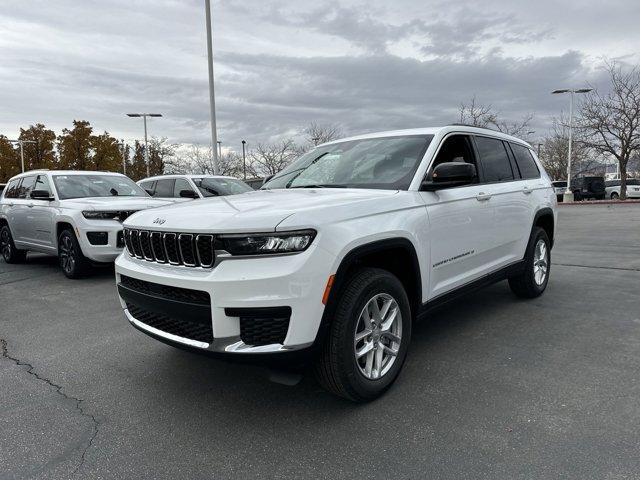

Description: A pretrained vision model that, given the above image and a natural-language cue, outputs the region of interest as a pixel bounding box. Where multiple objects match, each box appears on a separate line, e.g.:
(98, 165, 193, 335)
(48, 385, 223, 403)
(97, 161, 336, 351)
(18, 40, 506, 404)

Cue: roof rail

(447, 123, 499, 132)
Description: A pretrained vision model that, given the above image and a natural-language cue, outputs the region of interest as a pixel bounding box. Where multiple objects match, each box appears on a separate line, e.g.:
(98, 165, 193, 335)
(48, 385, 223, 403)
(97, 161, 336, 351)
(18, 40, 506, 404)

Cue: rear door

(472, 135, 530, 267)
(11, 175, 36, 243)
(2, 178, 22, 240)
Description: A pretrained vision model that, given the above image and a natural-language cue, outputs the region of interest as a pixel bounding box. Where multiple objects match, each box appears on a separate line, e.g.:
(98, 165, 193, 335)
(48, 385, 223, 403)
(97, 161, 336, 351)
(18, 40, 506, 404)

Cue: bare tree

(304, 122, 343, 147)
(578, 62, 640, 199)
(248, 139, 299, 176)
(539, 116, 599, 180)
(458, 96, 534, 137)
(171, 144, 245, 177)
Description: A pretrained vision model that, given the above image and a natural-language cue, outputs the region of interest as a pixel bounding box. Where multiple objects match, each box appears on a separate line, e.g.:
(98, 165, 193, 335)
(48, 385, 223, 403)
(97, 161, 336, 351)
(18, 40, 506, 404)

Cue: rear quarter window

(4, 179, 21, 199)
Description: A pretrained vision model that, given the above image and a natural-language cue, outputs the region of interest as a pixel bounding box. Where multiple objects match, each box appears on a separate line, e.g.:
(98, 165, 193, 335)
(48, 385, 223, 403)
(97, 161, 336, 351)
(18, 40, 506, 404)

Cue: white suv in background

(0, 170, 169, 278)
(115, 126, 557, 401)
(138, 174, 253, 201)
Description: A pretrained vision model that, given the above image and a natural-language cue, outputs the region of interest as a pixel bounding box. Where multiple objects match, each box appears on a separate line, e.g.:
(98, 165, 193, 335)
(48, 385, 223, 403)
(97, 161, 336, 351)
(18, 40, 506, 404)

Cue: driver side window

(427, 135, 478, 181)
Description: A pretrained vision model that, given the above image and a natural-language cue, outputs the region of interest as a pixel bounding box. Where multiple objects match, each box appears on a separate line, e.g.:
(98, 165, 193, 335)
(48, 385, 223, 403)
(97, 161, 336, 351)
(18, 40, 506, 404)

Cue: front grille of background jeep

(123, 228, 215, 268)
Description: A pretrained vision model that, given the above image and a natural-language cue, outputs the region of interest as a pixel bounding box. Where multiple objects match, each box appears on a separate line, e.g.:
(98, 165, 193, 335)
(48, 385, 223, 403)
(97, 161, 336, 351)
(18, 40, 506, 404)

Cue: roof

(317, 126, 532, 149)
(138, 174, 239, 182)
(7, 170, 125, 181)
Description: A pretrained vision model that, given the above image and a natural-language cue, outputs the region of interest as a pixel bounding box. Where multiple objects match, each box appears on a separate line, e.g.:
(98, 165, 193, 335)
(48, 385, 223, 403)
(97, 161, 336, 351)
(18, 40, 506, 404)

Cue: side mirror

(30, 190, 54, 201)
(179, 189, 199, 199)
(421, 163, 477, 191)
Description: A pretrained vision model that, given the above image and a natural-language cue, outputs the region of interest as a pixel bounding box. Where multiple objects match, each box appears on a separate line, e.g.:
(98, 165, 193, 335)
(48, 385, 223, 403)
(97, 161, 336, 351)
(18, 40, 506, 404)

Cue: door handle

(522, 186, 533, 195)
(476, 192, 492, 201)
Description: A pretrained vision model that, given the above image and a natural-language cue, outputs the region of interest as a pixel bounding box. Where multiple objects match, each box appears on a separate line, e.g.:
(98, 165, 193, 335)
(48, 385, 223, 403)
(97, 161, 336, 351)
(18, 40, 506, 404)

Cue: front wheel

(509, 227, 550, 298)
(315, 268, 412, 402)
(0, 225, 27, 263)
(611, 192, 619, 200)
(58, 229, 90, 278)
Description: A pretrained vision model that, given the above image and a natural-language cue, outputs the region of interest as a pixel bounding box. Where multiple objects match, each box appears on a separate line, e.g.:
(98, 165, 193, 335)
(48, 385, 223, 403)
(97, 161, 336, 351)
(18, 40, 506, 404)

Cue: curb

(558, 200, 640, 206)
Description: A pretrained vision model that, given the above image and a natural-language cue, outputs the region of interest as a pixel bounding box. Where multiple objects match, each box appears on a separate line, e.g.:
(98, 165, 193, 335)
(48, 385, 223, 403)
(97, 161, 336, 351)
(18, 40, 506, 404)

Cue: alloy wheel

(59, 235, 76, 274)
(533, 238, 548, 286)
(354, 293, 402, 380)
(1, 229, 11, 260)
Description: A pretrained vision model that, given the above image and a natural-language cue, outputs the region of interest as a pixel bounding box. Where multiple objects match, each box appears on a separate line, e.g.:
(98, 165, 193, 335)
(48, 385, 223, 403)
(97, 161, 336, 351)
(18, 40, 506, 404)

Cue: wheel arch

(533, 207, 555, 249)
(314, 237, 422, 348)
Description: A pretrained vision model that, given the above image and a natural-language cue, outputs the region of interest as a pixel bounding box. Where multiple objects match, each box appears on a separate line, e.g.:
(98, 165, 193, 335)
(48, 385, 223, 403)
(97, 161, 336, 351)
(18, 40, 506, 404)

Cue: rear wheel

(315, 268, 412, 402)
(58, 229, 90, 278)
(509, 227, 550, 298)
(611, 192, 619, 200)
(0, 225, 27, 263)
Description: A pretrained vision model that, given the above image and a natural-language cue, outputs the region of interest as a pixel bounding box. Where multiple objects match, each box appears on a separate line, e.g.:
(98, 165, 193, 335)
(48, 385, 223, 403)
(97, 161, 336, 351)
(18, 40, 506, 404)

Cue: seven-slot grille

(123, 228, 215, 268)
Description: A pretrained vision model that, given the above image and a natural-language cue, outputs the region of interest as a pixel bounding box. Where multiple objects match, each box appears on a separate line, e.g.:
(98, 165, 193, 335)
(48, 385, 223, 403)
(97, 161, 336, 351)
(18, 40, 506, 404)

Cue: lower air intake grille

(227, 307, 291, 346)
(126, 303, 213, 343)
(120, 275, 210, 304)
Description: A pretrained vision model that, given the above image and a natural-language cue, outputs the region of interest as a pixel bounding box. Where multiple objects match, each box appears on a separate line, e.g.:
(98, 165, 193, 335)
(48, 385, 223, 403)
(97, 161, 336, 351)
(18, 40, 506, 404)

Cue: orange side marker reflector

(322, 275, 335, 305)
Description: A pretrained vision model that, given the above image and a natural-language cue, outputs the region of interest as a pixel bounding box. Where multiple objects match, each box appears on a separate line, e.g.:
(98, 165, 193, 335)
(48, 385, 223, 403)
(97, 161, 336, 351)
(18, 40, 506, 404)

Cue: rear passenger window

(474, 137, 514, 182)
(4, 179, 21, 198)
(510, 143, 540, 179)
(154, 179, 175, 197)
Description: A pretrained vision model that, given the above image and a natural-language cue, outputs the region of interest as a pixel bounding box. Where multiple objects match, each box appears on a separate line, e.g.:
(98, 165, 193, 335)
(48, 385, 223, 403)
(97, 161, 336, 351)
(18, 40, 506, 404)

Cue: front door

(419, 134, 495, 299)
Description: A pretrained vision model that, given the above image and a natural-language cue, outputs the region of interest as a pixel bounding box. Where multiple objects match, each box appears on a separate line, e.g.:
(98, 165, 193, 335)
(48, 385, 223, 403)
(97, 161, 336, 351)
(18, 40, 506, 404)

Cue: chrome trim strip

(124, 309, 210, 349)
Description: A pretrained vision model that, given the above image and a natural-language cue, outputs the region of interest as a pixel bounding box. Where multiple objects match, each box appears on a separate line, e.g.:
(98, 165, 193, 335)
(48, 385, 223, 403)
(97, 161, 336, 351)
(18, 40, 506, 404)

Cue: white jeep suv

(0, 170, 170, 278)
(115, 126, 557, 401)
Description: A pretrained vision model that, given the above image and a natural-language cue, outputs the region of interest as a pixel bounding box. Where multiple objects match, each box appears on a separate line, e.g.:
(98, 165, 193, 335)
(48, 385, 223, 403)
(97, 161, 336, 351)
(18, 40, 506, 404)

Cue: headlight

(82, 211, 120, 220)
(218, 230, 316, 255)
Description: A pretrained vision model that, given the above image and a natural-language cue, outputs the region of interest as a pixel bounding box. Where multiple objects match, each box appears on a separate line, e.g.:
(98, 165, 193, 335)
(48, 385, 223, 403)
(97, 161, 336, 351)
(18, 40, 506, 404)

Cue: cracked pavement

(1, 203, 639, 479)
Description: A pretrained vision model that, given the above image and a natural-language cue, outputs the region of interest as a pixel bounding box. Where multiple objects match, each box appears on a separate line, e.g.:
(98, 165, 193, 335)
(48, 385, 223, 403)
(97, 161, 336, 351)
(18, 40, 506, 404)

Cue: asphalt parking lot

(1, 204, 640, 480)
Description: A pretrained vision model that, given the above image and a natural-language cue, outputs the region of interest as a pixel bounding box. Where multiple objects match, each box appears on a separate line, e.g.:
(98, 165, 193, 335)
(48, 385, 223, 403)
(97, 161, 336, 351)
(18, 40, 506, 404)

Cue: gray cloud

(0, 0, 637, 151)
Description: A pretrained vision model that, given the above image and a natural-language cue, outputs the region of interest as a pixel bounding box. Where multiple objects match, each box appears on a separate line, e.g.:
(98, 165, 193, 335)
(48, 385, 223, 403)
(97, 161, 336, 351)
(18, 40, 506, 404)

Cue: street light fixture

(551, 88, 592, 202)
(8, 139, 36, 173)
(126, 113, 162, 177)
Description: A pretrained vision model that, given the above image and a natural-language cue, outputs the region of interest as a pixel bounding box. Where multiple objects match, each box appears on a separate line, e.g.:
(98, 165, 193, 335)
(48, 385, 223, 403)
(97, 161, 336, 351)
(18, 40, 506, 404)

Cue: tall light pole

(8, 139, 36, 173)
(118, 139, 127, 175)
(205, 0, 219, 175)
(126, 113, 162, 177)
(551, 88, 592, 202)
(241, 140, 247, 179)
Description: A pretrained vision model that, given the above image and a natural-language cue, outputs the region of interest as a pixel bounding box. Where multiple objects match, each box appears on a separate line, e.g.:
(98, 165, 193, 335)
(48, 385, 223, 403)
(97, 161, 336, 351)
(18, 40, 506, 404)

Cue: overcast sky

(1, 0, 639, 151)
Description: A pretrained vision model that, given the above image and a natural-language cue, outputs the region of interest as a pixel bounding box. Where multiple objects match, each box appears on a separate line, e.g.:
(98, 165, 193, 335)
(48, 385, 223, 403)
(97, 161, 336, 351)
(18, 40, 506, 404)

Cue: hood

(124, 188, 400, 232)
(62, 196, 172, 211)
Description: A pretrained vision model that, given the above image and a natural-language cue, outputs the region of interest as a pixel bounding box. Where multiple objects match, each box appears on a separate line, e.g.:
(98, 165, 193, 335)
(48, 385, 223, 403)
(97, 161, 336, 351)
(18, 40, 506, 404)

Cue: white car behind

(138, 174, 253, 202)
(0, 170, 170, 278)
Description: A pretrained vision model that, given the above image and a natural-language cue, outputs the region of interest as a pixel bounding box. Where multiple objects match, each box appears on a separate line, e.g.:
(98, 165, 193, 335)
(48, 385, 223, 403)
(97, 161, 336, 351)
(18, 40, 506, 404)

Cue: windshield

(193, 177, 253, 196)
(262, 135, 433, 190)
(53, 174, 147, 200)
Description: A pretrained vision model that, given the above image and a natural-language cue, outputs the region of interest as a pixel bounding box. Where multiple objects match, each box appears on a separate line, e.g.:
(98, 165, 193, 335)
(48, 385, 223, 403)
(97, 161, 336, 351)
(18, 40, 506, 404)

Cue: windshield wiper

(288, 184, 347, 189)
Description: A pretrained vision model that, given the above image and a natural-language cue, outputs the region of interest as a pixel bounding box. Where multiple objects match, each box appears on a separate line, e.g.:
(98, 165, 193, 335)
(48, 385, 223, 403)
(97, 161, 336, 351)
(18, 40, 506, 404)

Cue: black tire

(611, 192, 619, 200)
(0, 225, 27, 263)
(508, 227, 550, 298)
(315, 268, 412, 402)
(58, 229, 91, 279)
(573, 191, 582, 201)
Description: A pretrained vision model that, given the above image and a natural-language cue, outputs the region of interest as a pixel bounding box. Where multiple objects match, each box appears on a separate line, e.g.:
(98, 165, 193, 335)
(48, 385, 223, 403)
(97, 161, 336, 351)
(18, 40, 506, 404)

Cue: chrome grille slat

(150, 232, 166, 263)
(123, 228, 216, 268)
(139, 231, 154, 261)
(195, 234, 215, 267)
(178, 234, 197, 267)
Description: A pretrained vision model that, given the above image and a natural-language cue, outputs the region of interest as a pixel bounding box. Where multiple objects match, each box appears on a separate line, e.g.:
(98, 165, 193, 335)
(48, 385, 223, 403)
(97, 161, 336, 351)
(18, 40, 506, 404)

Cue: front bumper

(76, 221, 125, 262)
(114, 242, 335, 356)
